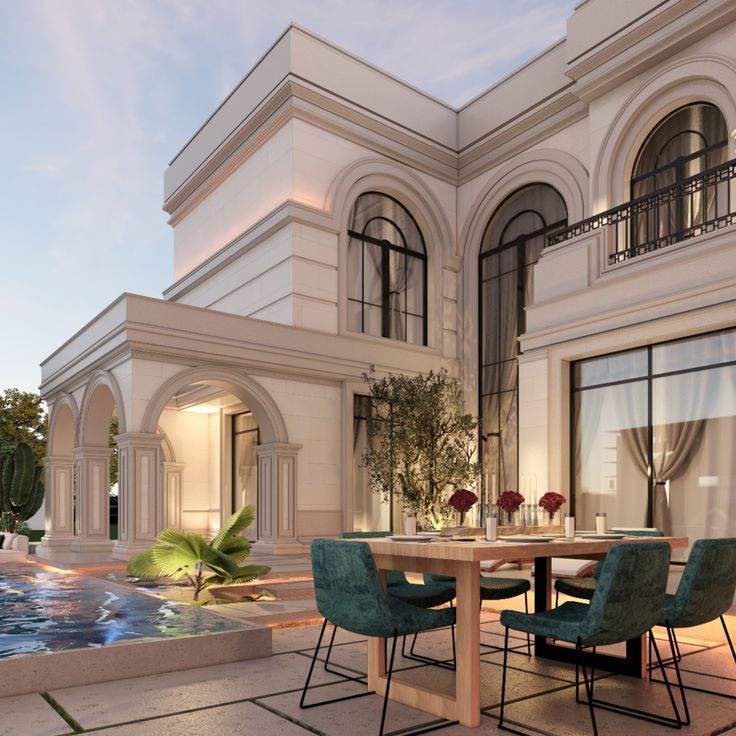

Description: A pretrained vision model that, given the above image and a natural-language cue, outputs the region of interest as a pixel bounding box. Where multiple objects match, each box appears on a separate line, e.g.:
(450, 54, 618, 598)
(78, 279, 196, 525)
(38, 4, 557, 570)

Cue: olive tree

(362, 368, 479, 529)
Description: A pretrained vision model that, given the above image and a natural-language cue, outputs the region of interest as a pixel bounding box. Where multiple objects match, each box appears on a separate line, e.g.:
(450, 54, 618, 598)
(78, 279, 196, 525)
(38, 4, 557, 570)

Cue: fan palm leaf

(218, 537, 251, 563)
(211, 506, 254, 550)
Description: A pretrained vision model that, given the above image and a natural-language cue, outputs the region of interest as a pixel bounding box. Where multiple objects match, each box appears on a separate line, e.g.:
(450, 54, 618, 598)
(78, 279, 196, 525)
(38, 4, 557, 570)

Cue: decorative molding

(77, 369, 128, 444)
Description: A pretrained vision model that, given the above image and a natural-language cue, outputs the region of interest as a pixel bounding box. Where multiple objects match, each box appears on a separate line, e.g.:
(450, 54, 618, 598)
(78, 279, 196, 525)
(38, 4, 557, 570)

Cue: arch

(592, 55, 736, 210)
(458, 149, 588, 403)
(78, 370, 127, 447)
(141, 365, 288, 444)
(47, 392, 80, 457)
(328, 157, 455, 351)
(157, 426, 177, 463)
(327, 157, 454, 263)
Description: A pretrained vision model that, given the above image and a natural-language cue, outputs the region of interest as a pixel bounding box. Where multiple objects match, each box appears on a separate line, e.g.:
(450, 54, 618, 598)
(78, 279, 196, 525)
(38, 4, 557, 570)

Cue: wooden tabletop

(360, 535, 689, 561)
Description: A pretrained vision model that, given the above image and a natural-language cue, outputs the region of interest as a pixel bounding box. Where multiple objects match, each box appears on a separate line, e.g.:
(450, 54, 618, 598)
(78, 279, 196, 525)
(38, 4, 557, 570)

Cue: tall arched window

(479, 184, 567, 499)
(631, 102, 728, 248)
(347, 192, 427, 346)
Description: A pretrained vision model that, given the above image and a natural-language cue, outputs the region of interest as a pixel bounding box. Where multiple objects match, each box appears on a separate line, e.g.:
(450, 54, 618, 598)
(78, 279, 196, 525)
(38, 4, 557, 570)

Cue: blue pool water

(0, 566, 246, 658)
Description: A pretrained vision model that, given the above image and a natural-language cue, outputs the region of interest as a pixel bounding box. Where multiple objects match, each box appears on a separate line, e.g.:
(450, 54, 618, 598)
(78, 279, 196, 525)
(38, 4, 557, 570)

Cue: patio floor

(3, 607, 735, 736)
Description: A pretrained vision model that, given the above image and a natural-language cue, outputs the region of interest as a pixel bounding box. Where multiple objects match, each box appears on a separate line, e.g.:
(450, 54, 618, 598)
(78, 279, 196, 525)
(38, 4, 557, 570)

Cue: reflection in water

(0, 567, 243, 659)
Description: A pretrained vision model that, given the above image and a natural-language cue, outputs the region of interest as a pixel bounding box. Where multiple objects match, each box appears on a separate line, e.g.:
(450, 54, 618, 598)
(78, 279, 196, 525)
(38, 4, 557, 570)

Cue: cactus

(0, 442, 45, 533)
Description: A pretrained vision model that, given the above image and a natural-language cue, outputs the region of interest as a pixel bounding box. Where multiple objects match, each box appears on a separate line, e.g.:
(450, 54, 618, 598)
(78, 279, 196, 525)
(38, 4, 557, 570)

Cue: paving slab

(487, 670, 736, 736)
(85, 700, 314, 735)
(50, 652, 341, 730)
(0, 694, 71, 736)
(271, 622, 366, 654)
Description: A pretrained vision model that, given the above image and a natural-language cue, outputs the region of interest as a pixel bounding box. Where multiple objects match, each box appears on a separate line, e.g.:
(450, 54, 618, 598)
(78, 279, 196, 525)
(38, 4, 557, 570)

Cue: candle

(491, 472, 497, 502)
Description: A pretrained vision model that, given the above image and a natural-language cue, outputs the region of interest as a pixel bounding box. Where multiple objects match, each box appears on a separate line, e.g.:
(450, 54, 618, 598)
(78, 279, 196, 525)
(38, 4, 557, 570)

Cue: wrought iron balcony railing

(548, 157, 736, 264)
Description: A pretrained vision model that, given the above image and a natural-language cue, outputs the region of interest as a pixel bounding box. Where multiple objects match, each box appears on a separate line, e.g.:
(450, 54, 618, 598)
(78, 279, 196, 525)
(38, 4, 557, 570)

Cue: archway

(141, 366, 301, 554)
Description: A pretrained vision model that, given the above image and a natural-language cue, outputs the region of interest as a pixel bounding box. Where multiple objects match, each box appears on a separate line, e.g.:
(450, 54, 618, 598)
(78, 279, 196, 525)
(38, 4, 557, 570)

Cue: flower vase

(505, 510, 516, 527)
(547, 511, 556, 526)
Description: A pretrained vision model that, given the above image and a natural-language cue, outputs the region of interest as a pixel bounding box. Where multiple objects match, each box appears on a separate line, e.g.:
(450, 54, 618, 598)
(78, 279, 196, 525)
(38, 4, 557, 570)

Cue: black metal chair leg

(666, 625, 690, 726)
(722, 615, 736, 663)
(524, 592, 531, 656)
(300, 618, 373, 709)
(578, 639, 599, 736)
(555, 589, 559, 608)
(379, 635, 398, 736)
(499, 626, 510, 729)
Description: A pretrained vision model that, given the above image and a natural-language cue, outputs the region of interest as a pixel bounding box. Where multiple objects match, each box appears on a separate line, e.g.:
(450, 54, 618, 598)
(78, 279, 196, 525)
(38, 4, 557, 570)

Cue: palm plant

(127, 505, 270, 601)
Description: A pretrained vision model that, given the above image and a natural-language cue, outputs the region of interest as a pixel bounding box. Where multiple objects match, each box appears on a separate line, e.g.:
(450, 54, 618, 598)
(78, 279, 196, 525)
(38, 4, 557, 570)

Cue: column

(35, 455, 75, 561)
(112, 432, 163, 561)
(253, 442, 303, 555)
(70, 446, 115, 556)
(162, 461, 184, 530)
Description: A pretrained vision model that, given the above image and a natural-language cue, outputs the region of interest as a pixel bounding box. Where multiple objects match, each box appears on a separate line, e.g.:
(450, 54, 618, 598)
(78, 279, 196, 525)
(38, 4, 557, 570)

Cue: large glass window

(232, 411, 259, 540)
(347, 192, 427, 346)
(630, 102, 728, 249)
(572, 328, 736, 559)
(479, 184, 567, 503)
(352, 395, 399, 532)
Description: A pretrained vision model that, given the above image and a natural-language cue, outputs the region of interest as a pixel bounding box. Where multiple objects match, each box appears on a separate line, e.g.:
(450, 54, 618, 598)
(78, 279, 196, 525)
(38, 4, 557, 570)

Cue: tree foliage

(0, 389, 47, 465)
(362, 368, 479, 529)
(127, 506, 270, 602)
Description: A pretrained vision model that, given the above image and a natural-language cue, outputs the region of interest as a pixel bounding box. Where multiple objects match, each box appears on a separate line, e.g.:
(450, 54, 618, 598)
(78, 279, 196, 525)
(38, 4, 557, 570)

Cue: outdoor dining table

(362, 534, 689, 728)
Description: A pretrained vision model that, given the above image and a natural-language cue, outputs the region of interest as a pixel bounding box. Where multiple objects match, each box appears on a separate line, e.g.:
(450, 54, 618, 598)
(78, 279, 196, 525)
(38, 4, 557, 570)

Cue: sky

(0, 0, 577, 394)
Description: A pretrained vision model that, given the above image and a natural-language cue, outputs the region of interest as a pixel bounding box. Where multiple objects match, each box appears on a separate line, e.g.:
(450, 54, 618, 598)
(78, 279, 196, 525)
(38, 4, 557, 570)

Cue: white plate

(498, 535, 556, 543)
(388, 536, 433, 543)
(578, 533, 626, 539)
(416, 531, 441, 537)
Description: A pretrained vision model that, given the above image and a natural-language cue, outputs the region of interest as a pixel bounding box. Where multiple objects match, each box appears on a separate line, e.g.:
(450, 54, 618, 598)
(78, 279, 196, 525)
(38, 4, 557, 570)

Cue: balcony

(549, 156, 736, 265)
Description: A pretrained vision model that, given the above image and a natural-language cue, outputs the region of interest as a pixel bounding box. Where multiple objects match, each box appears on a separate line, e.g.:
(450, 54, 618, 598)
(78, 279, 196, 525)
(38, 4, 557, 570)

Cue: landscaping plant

(362, 367, 479, 529)
(0, 442, 45, 533)
(127, 505, 270, 602)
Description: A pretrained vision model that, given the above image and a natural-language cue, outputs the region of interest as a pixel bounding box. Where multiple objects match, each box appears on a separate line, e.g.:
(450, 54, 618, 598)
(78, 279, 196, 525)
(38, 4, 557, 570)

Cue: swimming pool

(0, 566, 247, 658)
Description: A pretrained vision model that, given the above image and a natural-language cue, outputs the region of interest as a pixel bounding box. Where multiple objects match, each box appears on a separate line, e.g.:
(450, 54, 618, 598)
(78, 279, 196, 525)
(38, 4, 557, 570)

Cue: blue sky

(0, 0, 576, 393)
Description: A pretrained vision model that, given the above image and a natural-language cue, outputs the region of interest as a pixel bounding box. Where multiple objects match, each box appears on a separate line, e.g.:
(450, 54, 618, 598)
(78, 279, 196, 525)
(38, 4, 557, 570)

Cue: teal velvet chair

(554, 529, 664, 607)
(423, 571, 532, 656)
(498, 542, 681, 736)
(340, 532, 457, 670)
(651, 537, 736, 726)
(302, 539, 457, 736)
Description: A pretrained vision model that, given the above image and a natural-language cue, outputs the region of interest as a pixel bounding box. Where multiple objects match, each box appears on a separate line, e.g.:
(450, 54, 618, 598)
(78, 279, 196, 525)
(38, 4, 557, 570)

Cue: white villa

(37, 0, 736, 564)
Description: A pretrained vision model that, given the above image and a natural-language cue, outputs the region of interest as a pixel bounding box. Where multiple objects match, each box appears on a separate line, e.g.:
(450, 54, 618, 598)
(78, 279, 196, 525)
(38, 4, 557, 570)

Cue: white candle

(491, 472, 497, 502)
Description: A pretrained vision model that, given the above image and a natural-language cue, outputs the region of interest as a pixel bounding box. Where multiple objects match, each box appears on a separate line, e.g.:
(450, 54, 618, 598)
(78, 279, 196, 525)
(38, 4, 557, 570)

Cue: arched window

(479, 184, 567, 499)
(347, 192, 427, 346)
(631, 102, 728, 247)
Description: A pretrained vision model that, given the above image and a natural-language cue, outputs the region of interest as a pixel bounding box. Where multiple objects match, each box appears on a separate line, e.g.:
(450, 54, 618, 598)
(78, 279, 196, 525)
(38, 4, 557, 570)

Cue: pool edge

(0, 625, 272, 698)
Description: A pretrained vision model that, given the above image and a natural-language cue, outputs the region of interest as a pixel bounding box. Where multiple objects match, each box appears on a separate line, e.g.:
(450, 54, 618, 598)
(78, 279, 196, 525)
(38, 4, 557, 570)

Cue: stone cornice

(567, 0, 736, 101)
(40, 294, 456, 402)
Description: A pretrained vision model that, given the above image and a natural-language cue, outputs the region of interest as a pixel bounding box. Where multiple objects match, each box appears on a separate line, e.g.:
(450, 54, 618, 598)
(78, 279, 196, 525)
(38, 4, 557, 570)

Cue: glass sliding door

(232, 411, 259, 541)
(573, 328, 736, 558)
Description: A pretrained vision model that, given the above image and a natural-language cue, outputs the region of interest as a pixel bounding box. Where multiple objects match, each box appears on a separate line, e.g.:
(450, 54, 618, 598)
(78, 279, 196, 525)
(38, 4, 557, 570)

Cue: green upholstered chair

(498, 542, 681, 736)
(339, 532, 456, 670)
(652, 537, 736, 726)
(302, 539, 456, 736)
(554, 529, 664, 607)
(423, 572, 532, 656)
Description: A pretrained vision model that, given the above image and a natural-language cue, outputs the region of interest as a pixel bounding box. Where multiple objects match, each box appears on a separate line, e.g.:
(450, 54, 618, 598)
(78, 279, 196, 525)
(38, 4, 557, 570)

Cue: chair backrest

(580, 542, 671, 646)
(592, 530, 663, 579)
(338, 531, 407, 586)
(311, 539, 396, 637)
(665, 537, 736, 628)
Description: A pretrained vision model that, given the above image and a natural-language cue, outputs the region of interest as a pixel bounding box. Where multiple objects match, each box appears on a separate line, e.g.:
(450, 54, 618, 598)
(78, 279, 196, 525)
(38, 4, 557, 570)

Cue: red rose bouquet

(448, 488, 478, 525)
(538, 491, 566, 518)
(496, 490, 524, 515)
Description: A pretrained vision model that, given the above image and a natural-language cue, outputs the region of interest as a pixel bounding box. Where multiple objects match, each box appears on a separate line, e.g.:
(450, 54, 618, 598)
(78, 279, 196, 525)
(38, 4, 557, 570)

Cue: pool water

(0, 566, 246, 659)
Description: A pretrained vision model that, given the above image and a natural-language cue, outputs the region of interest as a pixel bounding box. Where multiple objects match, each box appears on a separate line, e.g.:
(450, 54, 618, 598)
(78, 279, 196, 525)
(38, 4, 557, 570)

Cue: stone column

(35, 455, 75, 562)
(253, 442, 303, 554)
(162, 461, 184, 530)
(70, 446, 115, 558)
(112, 432, 163, 561)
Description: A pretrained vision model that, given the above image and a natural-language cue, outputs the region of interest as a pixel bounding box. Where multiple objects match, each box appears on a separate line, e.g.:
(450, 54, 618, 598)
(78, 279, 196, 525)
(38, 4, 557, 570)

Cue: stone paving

(3, 609, 735, 736)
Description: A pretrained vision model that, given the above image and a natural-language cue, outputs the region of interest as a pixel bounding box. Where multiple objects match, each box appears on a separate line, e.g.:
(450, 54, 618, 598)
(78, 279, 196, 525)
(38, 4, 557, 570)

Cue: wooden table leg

(368, 568, 388, 692)
(455, 560, 481, 727)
